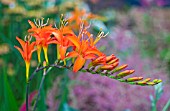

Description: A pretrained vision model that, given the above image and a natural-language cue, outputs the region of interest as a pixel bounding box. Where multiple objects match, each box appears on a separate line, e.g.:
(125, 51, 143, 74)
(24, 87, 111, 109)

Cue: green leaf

(162, 99, 170, 111)
(37, 86, 47, 111)
(2, 66, 18, 111)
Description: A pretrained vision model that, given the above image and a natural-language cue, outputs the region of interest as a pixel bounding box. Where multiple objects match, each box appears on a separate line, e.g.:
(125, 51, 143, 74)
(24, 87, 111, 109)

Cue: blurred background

(0, 0, 170, 111)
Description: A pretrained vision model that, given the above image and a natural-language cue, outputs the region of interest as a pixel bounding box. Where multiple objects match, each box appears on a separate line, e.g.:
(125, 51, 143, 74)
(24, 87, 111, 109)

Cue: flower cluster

(14, 15, 162, 85)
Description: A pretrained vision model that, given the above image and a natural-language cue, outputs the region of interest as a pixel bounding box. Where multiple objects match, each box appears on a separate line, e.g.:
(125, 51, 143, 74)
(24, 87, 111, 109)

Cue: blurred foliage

(150, 83, 170, 111)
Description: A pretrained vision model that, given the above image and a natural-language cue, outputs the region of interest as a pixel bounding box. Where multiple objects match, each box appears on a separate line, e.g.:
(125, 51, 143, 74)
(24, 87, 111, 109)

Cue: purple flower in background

(140, 0, 170, 7)
(69, 27, 170, 111)
(46, 26, 170, 111)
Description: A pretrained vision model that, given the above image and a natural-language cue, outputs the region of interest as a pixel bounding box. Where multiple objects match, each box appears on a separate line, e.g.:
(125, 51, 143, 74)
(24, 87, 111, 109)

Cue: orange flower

(28, 20, 56, 64)
(68, 7, 98, 30)
(14, 37, 36, 82)
(49, 26, 76, 60)
(65, 27, 110, 72)
(66, 35, 103, 72)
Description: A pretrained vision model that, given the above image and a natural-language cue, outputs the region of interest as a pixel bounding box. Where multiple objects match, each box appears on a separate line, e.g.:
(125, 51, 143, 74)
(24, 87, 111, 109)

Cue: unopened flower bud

(153, 79, 162, 84)
(100, 64, 115, 70)
(143, 78, 151, 82)
(106, 54, 116, 62)
(147, 82, 155, 86)
(157, 79, 162, 83)
(111, 64, 128, 73)
(126, 77, 143, 82)
(137, 81, 147, 85)
(116, 70, 135, 78)
(92, 56, 106, 66)
(107, 58, 119, 65)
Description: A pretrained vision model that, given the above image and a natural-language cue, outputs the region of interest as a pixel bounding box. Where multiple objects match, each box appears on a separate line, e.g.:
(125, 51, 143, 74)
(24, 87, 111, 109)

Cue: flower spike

(15, 15, 162, 87)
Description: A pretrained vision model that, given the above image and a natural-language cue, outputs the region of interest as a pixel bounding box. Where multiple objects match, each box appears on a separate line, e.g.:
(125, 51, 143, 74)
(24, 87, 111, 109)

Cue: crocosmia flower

(66, 32, 103, 72)
(28, 19, 56, 64)
(50, 26, 75, 60)
(14, 37, 36, 82)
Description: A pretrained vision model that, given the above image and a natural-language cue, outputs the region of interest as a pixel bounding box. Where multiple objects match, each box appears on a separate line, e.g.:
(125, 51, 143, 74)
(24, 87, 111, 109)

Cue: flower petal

(52, 31, 62, 42)
(85, 48, 103, 56)
(16, 36, 25, 50)
(73, 55, 85, 72)
(14, 46, 24, 59)
(84, 54, 96, 59)
(67, 35, 80, 50)
(59, 45, 67, 60)
(28, 20, 36, 28)
(66, 51, 79, 58)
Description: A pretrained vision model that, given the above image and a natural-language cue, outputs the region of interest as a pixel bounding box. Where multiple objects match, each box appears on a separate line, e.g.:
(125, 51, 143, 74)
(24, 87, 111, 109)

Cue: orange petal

(47, 39, 60, 45)
(14, 46, 24, 60)
(28, 48, 37, 61)
(59, 45, 67, 60)
(52, 31, 62, 42)
(16, 37, 25, 49)
(81, 40, 89, 53)
(66, 51, 78, 58)
(24, 42, 28, 61)
(67, 35, 80, 50)
(84, 54, 96, 59)
(28, 20, 36, 28)
(73, 55, 86, 72)
(85, 48, 103, 56)
(28, 42, 36, 53)
(62, 27, 74, 35)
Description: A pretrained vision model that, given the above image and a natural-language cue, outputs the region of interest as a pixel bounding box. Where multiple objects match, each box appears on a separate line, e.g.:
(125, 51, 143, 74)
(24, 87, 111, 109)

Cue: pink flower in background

(140, 0, 170, 7)
(69, 27, 170, 111)
(20, 91, 37, 111)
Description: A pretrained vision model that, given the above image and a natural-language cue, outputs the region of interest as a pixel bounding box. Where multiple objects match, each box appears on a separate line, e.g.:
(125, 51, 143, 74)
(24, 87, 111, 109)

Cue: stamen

(38, 19, 41, 27)
(41, 18, 44, 26)
(84, 22, 91, 30)
(54, 23, 58, 29)
(78, 20, 84, 39)
(42, 18, 49, 26)
(86, 34, 93, 42)
(33, 18, 49, 28)
(34, 19, 39, 27)
(24, 35, 32, 42)
(94, 30, 109, 45)
(59, 14, 68, 28)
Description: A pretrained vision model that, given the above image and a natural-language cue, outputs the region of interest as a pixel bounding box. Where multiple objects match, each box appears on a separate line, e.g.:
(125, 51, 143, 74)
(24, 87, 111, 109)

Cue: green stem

(26, 82, 29, 111)
(32, 66, 53, 111)
(28, 63, 41, 82)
